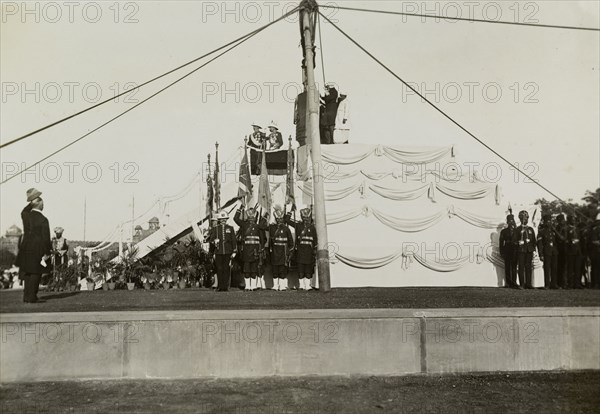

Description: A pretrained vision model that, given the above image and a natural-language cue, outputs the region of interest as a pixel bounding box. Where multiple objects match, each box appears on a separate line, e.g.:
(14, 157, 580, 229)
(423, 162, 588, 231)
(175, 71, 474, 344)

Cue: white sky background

(1, 0, 599, 241)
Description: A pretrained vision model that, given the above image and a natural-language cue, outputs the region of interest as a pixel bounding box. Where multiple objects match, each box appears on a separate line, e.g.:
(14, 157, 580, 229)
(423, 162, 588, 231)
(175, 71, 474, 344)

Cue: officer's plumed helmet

(300, 208, 311, 221)
(274, 210, 284, 221)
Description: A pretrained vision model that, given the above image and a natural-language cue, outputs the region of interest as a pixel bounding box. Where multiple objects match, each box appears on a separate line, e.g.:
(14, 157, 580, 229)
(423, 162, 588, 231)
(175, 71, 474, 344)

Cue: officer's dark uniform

(234, 208, 267, 279)
(588, 219, 600, 289)
(555, 216, 567, 288)
(286, 210, 317, 279)
(270, 221, 294, 278)
(208, 219, 237, 292)
(537, 218, 559, 289)
(499, 217, 517, 288)
(565, 218, 583, 289)
(578, 222, 589, 287)
(512, 214, 536, 289)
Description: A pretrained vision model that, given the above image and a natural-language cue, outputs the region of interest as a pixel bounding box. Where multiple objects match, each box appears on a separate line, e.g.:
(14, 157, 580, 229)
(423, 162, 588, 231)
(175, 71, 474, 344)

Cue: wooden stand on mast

(300, 0, 331, 292)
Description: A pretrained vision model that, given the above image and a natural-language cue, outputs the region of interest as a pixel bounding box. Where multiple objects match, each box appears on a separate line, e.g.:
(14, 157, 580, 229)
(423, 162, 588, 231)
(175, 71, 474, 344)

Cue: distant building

(133, 217, 160, 244)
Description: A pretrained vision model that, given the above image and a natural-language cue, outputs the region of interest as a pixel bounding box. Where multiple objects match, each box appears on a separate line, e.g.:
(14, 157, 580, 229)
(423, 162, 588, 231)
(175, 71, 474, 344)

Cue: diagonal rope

(320, 4, 600, 32)
(1, 8, 299, 186)
(0, 7, 301, 150)
(318, 11, 590, 220)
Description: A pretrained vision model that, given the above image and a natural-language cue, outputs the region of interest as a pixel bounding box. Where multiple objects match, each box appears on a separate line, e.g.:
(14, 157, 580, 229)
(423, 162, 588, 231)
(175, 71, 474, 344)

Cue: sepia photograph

(1, 1, 599, 412)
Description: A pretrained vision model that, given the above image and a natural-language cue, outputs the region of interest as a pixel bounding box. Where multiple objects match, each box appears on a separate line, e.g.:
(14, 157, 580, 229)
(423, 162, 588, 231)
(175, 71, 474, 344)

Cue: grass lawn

(1, 286, 599, 313)
(1, 371, 599, 413)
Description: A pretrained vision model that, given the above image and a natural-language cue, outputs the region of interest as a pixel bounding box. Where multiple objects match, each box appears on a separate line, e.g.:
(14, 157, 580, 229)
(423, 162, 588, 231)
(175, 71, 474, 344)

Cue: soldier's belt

(274, 242, 288, 246)
(245, 241, 260, 245)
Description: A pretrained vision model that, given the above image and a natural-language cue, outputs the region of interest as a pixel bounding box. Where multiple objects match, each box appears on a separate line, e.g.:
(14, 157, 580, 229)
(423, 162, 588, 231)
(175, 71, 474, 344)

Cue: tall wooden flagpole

(300, 0, 330, 292)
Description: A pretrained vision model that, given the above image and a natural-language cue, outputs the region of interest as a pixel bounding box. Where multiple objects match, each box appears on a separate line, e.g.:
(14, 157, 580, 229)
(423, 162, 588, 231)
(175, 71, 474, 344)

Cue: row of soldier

(207, 204, 317, 291)
(499, 210, 600, 289)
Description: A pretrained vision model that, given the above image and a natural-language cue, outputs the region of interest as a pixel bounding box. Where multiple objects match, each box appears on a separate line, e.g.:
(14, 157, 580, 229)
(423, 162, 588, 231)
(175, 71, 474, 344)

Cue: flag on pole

(214, 142, 221, 210)
(257, 147, 271, 216)
(238, 143, 253, 204)
(285, 137, 295, 206)
(206, 154, 214, 218)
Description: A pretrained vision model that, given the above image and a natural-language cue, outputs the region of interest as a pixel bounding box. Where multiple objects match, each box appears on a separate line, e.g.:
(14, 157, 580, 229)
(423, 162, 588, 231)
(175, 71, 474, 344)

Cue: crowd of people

(499, 210, 600, 289)
(207, 204, 317, 292)
(11, 184, 600, 300)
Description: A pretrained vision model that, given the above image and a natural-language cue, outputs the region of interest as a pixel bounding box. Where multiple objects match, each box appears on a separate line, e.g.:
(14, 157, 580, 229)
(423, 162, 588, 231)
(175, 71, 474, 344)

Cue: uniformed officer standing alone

(208, 211, 237, 292)
(512, 210, 537, 289)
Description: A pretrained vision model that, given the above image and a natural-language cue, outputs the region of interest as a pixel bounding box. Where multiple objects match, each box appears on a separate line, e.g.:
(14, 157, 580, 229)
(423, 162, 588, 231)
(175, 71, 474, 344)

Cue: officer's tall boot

(274, 278, 280, 291)
(281, 278, 288, 291)
(244, 277, 250, 291)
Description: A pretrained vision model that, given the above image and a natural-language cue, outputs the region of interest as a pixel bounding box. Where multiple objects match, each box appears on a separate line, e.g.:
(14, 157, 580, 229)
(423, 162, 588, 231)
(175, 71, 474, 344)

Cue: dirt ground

(1, 371, 598, 413)
(1, 287, 599, 313)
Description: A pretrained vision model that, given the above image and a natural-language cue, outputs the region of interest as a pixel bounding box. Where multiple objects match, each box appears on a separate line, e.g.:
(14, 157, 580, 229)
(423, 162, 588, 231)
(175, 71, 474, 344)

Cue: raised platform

(1, 307, 598, 382)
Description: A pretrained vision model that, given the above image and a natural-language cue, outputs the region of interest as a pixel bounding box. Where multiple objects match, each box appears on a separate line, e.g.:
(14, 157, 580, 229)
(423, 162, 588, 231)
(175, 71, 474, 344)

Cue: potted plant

(117, 246, 142, 290)
(176, 266, 186, 289)
(86, 276, 95, 291)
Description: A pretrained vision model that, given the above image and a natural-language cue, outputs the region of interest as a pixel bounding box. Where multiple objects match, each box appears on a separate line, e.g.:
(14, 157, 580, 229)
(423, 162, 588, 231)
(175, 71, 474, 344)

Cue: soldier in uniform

(248, 123, 266, 149)
(588, 212, 600, 289)
(51, 227, 69, 269)
(208, 211, 237, 292)
(577, 220, 589, 287)
(286, 207, 317, 290)
(270, 209, 294, 291)
(512, 210, 536, 289)
(565, 215, 584, 289)
(499, 214, 517, 288)
(554, 214, 568, 289)
(234, 207, 265, 291)
(537, 214, 559, 289)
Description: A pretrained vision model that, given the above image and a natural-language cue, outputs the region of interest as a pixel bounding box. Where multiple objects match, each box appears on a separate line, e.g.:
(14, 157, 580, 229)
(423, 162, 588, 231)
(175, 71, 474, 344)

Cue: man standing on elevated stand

(286, 206, 318, 290)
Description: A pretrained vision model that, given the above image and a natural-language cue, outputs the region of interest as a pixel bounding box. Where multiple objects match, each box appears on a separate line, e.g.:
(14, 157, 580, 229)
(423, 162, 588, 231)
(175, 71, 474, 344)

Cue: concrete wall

(1, 308, 598, 382)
